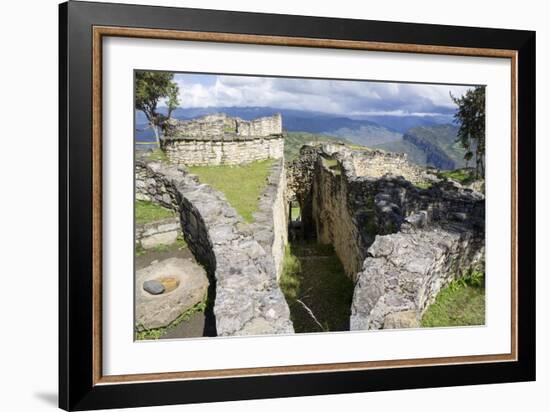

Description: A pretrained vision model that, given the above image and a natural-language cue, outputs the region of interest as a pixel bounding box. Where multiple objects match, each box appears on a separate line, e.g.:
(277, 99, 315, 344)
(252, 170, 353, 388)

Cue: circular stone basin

(135, 257, 209, 330)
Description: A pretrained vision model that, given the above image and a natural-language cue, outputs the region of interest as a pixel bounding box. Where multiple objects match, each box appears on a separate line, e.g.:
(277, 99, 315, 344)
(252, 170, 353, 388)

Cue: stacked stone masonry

(135, 157, 293, 336)
(288, 143, 485, 330)
(249, 160, 289, 280)
(161, 113, 284, 166)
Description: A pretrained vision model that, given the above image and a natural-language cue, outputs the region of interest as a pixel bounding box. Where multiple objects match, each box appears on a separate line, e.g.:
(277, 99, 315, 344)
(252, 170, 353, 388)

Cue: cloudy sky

(167, 73, 474, 117)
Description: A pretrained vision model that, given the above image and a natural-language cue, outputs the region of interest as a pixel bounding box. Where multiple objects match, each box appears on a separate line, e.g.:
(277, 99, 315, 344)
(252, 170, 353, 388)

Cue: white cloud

(165, 73, 477, 116)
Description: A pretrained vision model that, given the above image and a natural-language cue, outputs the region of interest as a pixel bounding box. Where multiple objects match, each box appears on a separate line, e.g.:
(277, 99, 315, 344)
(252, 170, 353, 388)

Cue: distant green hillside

(284, 125, 470, 171)
(284, 132, 356, 162)
(371, 139, 428, 166)
(403, 124, 467, 170)
(330, 125, 402, 147)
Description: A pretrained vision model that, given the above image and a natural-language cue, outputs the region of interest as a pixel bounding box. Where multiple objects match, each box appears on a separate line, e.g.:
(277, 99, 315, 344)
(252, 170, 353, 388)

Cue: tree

(450, 86, 486, 178)
(135, 71, 180, 147)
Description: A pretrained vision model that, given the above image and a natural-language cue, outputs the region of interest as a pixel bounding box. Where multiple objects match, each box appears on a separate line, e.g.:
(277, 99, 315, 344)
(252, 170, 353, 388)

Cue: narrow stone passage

(280, 242, 355, 333)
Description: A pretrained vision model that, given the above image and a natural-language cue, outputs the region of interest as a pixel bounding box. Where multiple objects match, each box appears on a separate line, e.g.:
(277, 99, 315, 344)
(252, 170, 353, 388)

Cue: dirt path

(282, 242, 354, 333)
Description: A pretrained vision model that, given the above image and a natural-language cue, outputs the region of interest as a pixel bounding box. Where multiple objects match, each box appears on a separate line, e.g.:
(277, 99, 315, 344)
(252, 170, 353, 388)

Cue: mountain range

(135, 106, 467, 170)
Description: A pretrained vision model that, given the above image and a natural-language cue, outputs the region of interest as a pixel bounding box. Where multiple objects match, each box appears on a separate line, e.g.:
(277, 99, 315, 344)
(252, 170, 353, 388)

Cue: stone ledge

(136, 217, 180, 250)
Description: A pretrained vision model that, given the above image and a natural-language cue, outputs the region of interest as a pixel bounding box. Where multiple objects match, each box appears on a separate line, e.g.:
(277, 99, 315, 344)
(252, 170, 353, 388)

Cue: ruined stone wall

(250, 160, 288, 280)
(165, 113, 282, 138)
(135, 217, 180, 250)
(136, 162, 179, 208)
(286, 145, 321, 238)
(135, 159, 293, 336)
(161, 136, 284, 166)
(160, 113, 284, 166)
(236, 114, 282, 137)
(350, 221, 485, 330)
(322, 143, 434, 185)
(311, 160, 367, 281)
(289, 144, 485, 332)
(164, 113, 236, 138)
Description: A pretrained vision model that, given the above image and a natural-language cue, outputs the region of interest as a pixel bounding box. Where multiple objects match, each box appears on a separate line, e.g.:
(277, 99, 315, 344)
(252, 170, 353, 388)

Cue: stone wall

(350, 222, 484, 330)
(164, 113, 282, 138)
(237, 114, 282, 137)
(250, 160, 288, 280)
(289, 143, 485, 330)
(161, 113, 284, 166)
(135, 217, 180, 250)
(135, 161, 179, 209)
(289, 144, 483, 280)
(135, 158, 293, 336)
(322, 143, 435, 185)
(311, 159, 366, 280)
(161, 136, 284, 166)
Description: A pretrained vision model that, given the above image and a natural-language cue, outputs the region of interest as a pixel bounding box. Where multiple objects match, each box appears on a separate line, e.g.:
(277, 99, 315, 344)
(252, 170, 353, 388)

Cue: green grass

(135, 200, 175, 224)
(291, 206, 301, 221)
(414, 181, 433, 190)
(421, 271, 485, 327)
(321, 157, 341, 175)
(348, 145, 373, 152)
(146, 148, 169, 162)
(438, 168, 476, 185)
(188, 159, 273, 223)
(135, 236, 187, 257)
(135, 299, 207, 340)
(279, 243, 355, 333)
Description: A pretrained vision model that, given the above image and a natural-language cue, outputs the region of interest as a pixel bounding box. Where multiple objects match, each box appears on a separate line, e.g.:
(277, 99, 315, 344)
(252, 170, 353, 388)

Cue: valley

(136, 106, 467, 170)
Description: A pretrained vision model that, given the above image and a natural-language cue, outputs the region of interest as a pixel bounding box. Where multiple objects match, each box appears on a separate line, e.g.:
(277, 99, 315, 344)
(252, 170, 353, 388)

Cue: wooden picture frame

(59, 1, 535, 410)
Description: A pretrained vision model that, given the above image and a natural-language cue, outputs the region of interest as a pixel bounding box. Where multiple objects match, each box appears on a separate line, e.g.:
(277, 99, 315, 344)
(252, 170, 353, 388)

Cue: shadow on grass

(279, 242, 354, 333)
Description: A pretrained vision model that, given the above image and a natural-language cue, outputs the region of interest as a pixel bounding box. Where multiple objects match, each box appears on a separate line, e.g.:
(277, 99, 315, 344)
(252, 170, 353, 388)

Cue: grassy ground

(291, 206, 301, 221)
(188, 159, 273, 223)
(414, 181, 433, 190)
(321, 157, 341, 175)
(279, 243, 354, 333)
(438, 168, 476, 185)
(135, 200, 175, 224)
(135, 236, 187, 258)
(145, 148, 169, 162)
(421, 271, 485, 327)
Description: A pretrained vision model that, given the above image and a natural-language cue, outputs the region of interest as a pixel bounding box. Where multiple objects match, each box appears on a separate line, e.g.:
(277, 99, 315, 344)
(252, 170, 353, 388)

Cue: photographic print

(60, 4, 534, 408)
(134, 72, 486, 340)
